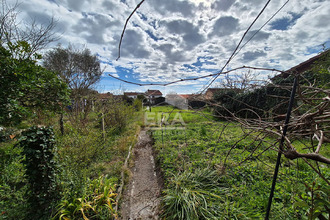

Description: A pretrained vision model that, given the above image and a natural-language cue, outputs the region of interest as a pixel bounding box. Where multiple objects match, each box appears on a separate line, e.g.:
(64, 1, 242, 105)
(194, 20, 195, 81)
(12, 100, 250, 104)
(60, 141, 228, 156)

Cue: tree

(0, 0, 58, 59)
(0, 41, 69, 126)
(217, 70, 262, 92)
(43, 45, 103, 99)
(0, 0, 69, 126)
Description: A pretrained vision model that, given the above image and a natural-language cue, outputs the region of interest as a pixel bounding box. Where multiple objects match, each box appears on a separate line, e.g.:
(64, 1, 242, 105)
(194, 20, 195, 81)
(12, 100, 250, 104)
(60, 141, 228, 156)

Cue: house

(276, 49, 329, 79)
(145, 90, 162, 98)
(99, 92, 113, 101)
(204, 88, 225, 100)
(166, 94, 189, 109)
(124, 92, 139, 99)
(166, 94, 205, 110)
(145, 89, 163, 104)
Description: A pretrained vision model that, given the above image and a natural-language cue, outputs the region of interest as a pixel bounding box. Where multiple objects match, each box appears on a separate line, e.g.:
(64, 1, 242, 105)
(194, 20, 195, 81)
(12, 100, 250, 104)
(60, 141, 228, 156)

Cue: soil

(120, 129, 162, 220)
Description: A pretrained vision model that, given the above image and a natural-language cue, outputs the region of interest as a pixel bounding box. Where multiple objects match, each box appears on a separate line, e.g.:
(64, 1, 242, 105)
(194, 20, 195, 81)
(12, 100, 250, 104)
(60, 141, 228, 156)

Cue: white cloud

(7, 0, 330, 93)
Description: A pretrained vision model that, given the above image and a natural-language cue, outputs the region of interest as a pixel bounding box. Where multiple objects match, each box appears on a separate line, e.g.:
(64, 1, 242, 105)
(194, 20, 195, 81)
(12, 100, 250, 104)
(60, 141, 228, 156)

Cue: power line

(199, 0, 290, 94)
(232, 0, 290, 60)
(108, 66, 288, 86)
(113, 0, 291, 90)
(199, 0, 273, 94)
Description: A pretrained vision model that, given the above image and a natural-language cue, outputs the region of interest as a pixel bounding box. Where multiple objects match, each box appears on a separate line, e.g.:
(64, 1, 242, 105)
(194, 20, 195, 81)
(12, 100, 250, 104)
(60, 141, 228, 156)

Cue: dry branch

(116, 0, 146, 61)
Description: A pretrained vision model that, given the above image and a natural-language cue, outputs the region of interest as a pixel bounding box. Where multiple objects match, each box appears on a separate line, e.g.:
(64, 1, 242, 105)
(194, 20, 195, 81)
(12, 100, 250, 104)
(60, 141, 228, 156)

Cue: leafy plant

(294, 180, 330, 220)
(18, 126, 59, 219)
(53, 175, 117, 220)
(0, 41, 69, 126)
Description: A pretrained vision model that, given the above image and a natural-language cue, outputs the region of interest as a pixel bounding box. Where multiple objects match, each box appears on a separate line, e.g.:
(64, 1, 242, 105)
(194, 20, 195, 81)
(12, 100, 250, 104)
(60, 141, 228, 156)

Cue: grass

(148, 105, 213, 123)
(150, 105, 330, 219)
(163, 168, 228, 220)
(53, 110, 143, 219)
(0, 104, 143, 219)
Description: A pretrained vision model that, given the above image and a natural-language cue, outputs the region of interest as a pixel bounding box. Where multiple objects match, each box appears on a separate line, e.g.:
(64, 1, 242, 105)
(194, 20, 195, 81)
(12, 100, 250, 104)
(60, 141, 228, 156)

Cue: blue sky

(9, 0, 330, 95)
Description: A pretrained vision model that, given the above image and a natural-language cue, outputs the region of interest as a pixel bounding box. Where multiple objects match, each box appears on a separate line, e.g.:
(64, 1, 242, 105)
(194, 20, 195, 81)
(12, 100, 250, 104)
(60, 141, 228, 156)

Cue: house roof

(146, 89, 162, 96)
(287, 50, 329, 73)
(179, 94, 191, 99)
(179, 94, 200, 99)
(278, 50, 329, 78)
(99, 93, 113, 99)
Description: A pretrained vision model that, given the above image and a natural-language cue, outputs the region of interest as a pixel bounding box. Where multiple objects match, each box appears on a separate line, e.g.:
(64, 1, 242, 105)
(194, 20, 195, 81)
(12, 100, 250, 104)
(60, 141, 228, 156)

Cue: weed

(162, 168, 227, 220)
(53, 175, 117, 220)
(151, 106, 329, 219)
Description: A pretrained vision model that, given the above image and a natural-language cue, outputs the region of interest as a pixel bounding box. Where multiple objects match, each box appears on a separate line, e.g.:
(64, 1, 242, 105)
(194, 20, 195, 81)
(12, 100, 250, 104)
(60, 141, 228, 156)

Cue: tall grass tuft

(162, 168, 227, 220)
(53, 175, 117, 220)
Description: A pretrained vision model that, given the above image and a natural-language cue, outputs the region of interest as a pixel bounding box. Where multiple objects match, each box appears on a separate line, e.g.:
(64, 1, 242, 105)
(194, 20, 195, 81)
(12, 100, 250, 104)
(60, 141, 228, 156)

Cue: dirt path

(120, 129, 162, 220)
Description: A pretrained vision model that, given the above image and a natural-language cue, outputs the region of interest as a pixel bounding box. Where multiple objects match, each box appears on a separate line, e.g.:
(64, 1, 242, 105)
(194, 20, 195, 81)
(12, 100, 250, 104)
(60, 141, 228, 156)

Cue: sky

(8, 0, 330, 95)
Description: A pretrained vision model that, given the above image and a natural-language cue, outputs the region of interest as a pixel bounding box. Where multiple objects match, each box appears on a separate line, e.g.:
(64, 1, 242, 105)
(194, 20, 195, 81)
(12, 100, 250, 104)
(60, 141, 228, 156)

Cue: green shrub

(99, 98, 133, 134)
(18, 126, 59, 219)
(0, 140, 28, 219)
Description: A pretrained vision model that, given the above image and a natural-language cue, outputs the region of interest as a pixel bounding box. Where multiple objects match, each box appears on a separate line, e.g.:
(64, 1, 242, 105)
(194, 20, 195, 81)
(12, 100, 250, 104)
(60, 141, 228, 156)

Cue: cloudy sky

(9, 0, 330, 94)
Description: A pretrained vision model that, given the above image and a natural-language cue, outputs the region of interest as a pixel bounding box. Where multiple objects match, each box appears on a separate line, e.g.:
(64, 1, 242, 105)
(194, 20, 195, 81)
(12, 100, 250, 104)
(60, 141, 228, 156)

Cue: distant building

(166, 94, 188, 109)
(145, 90, 162, 98)
(99, 92, 113, 101)
(124, 92, 139, 99)
(166, 94, 205, 110)
(145, 89, 163, 104)
(204, 88, 225, 100)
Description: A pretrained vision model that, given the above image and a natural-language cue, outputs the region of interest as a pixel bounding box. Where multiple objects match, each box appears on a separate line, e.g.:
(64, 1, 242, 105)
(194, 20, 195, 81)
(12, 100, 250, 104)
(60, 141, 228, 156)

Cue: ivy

(17, 126, 59, 219)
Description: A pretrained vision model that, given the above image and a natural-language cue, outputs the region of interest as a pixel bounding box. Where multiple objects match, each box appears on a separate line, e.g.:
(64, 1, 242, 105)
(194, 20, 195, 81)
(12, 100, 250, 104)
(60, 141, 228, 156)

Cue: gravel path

(120, 129, 162, 220)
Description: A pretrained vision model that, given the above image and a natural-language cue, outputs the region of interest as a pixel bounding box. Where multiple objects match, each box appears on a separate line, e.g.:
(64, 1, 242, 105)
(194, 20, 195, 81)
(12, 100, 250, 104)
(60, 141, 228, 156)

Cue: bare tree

(0, 0, 59, 59)
(215, 70, 264, 92)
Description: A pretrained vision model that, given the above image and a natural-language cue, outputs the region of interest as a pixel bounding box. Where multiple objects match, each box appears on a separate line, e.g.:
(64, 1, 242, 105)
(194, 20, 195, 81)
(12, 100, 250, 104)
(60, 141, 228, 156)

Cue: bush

(101, 99, 133, 133)
(18, 126, 59, 219)
(0, 140, 28, 219)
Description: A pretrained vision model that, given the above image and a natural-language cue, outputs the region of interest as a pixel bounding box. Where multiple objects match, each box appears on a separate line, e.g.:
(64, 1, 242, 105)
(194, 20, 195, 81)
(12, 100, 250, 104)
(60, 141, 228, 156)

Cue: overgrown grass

(52, 110, 142, 219)
(0, 101, 143, 219)
(151, 105, 330, 219)
(163, 168, 228, 220)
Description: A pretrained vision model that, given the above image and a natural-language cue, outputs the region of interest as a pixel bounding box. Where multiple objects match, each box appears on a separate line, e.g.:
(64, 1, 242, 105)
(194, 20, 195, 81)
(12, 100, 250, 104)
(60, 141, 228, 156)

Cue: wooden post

(101, 113, 106, 142)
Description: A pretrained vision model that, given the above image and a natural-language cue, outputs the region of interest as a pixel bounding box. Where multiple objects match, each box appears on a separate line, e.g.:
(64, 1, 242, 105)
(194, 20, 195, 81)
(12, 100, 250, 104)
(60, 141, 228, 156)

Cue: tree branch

(116, 0, 146, 61)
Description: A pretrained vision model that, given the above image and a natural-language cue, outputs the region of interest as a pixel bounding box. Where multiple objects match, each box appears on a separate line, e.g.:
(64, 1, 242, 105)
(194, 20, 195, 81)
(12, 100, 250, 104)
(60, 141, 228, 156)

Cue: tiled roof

(276, 50, 329, 79)
(146, 89, 162, 96)
(99, 93, 113, 99)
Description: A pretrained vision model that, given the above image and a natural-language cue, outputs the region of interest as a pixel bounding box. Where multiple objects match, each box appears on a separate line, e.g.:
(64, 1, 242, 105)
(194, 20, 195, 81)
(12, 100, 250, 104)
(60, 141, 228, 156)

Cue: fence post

(265, 76, 298, 220)
(161, 113, 164, 149)
(101, 113, 106, 142)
